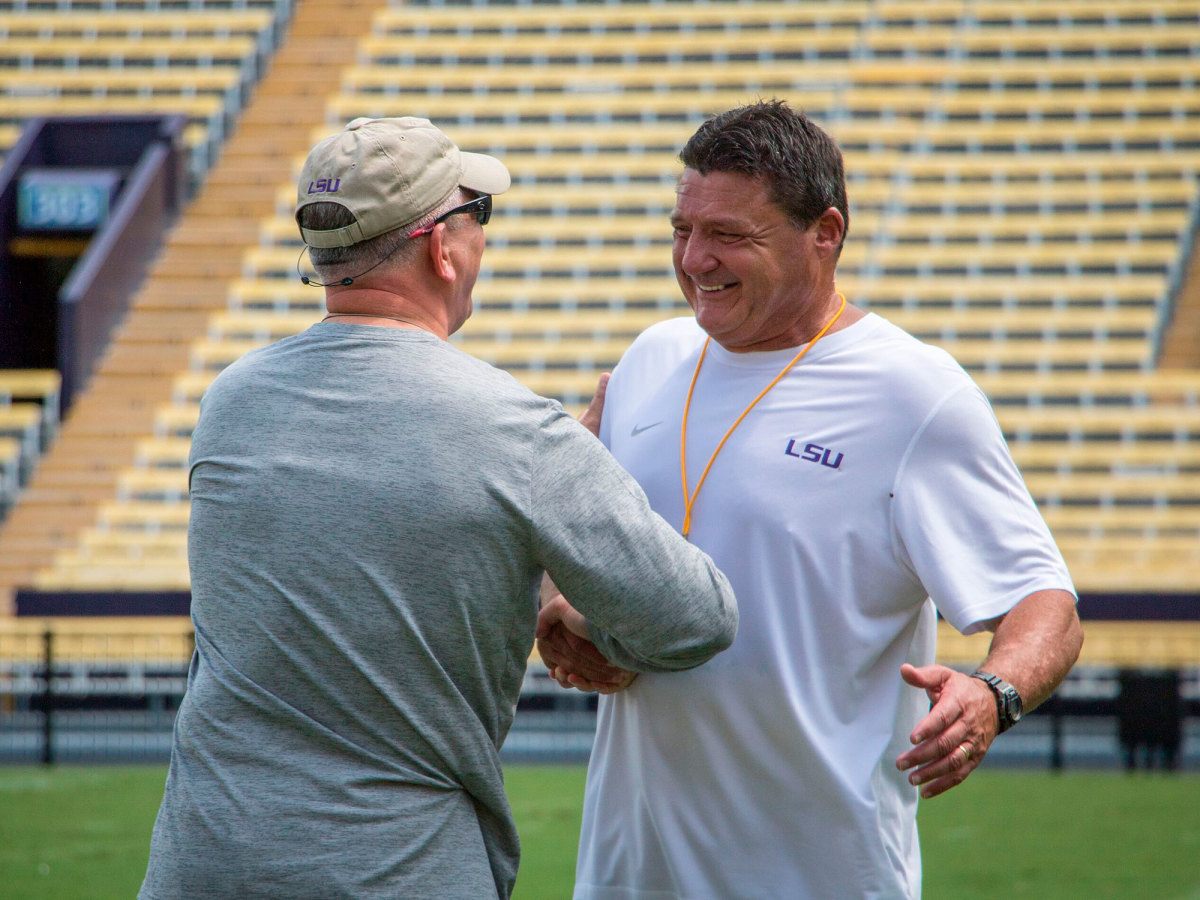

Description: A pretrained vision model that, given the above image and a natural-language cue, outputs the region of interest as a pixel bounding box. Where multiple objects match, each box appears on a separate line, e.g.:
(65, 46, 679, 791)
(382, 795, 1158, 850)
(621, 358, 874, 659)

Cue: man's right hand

(536, 592, 638, 694)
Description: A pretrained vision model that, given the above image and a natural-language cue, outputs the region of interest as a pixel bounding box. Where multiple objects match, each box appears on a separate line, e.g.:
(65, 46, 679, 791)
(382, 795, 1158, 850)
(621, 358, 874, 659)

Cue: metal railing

(3, 623, 1198, 768)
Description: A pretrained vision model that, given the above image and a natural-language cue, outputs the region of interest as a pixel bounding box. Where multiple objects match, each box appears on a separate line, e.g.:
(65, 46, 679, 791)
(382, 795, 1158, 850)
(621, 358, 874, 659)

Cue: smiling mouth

(695, 282, 734, 293)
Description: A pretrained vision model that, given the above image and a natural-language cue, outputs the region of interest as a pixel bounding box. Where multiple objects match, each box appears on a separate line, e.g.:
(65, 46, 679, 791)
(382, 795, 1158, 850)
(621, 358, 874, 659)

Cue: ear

(426, 223, 458, 284)
(812, 207, 845, 258)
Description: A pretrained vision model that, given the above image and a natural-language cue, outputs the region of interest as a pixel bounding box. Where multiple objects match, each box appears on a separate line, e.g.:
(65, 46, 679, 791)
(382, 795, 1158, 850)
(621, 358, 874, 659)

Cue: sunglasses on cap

(407, 194, 492, 238)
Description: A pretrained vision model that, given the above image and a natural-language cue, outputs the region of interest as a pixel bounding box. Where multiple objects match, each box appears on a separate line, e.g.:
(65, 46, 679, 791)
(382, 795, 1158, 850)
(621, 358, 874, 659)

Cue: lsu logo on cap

(307, 177, 341, 195)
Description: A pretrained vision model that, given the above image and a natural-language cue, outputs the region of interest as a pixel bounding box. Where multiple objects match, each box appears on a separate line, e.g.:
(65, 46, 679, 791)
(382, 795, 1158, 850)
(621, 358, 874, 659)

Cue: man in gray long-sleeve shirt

(139, 117, 737, 900)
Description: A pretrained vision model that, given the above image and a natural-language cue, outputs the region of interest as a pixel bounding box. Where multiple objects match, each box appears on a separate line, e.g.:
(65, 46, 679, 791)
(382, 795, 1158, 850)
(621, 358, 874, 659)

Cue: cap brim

(460, 151, 511, 196)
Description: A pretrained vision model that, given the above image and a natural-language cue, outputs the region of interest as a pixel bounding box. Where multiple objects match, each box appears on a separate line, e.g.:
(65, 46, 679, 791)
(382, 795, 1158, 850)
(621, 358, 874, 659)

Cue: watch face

(1005, 691, 1022, 722)
(973, 672, 1023, 731)
(1000, 686, 1022, 727)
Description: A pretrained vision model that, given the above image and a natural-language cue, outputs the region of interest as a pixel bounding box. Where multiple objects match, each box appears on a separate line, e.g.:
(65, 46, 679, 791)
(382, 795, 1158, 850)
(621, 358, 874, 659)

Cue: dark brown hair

(680, 100, 849, 253)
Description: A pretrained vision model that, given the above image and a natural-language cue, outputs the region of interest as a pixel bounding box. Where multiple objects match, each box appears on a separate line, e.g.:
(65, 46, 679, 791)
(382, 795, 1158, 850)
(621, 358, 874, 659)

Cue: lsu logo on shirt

(784, 439, 844, 470)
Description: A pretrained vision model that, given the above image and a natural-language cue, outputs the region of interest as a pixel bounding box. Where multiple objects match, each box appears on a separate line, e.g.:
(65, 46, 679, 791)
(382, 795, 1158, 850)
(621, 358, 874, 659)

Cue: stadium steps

(0, 0, 391, 612)
(1159, 228, 1200, 368)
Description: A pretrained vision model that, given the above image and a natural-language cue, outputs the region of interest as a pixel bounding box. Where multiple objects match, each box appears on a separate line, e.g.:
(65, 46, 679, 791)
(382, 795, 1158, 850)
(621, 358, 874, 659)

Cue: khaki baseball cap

(295, 117, 511, 249)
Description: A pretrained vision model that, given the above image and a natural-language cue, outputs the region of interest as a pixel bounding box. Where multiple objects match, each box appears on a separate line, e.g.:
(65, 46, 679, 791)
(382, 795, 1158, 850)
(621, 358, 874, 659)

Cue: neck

(322, 284, 452, 339)
(719, 289, 862, 353)
(322, 312, 428, 330)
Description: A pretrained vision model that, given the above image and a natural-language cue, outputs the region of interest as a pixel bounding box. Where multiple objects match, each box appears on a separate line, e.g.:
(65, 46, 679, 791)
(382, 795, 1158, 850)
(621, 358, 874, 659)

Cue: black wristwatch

(971, 671, 1023, 733)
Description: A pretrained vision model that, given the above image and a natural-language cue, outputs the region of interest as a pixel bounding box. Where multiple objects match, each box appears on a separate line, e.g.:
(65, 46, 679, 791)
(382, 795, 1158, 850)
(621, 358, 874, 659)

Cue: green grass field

(0, 765, 1197, 899)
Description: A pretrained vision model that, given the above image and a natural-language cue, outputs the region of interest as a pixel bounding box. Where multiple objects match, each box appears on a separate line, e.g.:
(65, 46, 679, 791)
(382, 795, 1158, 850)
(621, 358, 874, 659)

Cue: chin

(694, 305, 735, 335)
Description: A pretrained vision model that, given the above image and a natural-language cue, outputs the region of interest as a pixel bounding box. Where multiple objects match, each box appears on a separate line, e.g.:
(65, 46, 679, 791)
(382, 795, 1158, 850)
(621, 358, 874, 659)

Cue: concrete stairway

(0, 0, 388, 612)
(1160, 230, 1200, 368)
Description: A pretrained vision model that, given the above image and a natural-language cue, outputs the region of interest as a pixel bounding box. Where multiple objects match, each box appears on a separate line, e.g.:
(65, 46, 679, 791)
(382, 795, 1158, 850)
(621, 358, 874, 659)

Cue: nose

(677, 233, 719, 277)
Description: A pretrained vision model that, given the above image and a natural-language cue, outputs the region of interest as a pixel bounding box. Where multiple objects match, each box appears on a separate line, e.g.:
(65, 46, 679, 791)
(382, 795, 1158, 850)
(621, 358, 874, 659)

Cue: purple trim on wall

(15, 590, 191, 617)
(11, 591, 1200, 620)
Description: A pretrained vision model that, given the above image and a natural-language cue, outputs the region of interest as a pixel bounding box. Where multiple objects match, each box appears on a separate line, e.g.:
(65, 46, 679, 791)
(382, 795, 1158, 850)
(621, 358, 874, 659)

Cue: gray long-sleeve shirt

(140, 323, 736, 900)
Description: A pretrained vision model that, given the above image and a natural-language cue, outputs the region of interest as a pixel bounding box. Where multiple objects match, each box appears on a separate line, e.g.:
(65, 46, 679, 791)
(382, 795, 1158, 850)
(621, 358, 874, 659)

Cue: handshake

(536, 579, 638, 695)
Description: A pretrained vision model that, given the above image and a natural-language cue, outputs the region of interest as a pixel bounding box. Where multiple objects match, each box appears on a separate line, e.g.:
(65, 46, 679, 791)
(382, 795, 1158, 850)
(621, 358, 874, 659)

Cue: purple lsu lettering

(307, 177, 341, 195)
(784, 439, 844, 470)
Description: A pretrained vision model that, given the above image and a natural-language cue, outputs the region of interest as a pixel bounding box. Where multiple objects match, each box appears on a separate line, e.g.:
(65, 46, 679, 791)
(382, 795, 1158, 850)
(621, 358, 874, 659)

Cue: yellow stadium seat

(458, 308, 686, 344)
(358, 30, 862, 69)
(978, 371, 1200, 408)
(1011, 440, 1200, 476)
(31, 560, 190, 591)
(0, 9, 272, 38)
(133, 436, 194, 469)
(95, 499, 191, 532)
(153, 405, 201, 440)
(78, 529, 187, 557)
(998, 406, 1200, 442)
(116, 467, 190, 502)
(0, 436, 20, 511)
(0, 403, 41, 481)
(0, 35, 258, 67)
(371, 1, 871, 38)
(206, 309, 320, 341)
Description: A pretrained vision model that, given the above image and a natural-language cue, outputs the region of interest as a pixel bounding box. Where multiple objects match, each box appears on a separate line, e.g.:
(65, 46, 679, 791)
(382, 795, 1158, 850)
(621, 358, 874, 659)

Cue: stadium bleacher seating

(0, 0, 1199, 607)
(0, 370, 60, 511)
(0, 2, 288, 182)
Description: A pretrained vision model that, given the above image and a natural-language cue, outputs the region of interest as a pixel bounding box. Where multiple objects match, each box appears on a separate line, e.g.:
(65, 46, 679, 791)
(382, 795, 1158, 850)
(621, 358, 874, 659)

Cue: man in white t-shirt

(537, 101, 1084, 898)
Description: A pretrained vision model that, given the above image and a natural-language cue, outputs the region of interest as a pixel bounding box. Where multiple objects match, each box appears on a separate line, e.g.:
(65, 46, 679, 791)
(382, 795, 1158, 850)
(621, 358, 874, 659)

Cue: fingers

(571, 669, 639, 695)
(896, 666, 998, 798)
(909, 692, 961, 746)
(536, 593, 637, 693)
(905, 739, 981, 799)
(897, 717, 981, 798)
(901, 664, 959, 744)
(577, 372, 610, 437)
(537, 623, 633, 685)
(544, 664, 635, 694)
(534, 606, 559, 640)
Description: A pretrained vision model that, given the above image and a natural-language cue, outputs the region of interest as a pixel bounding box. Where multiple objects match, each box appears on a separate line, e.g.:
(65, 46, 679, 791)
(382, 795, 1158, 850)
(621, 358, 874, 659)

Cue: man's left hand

(895, 663, 997, 798)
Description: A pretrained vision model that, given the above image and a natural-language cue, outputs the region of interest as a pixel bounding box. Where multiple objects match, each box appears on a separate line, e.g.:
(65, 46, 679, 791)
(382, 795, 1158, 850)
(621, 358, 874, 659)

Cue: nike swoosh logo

(631, 421, 664, 437)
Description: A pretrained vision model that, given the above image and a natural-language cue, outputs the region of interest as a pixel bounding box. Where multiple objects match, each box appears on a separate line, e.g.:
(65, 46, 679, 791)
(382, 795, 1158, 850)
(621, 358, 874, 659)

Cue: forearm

(534, 414, 739, 673)
(979, 588, 1084, 711)
(585, 562, 737, 673)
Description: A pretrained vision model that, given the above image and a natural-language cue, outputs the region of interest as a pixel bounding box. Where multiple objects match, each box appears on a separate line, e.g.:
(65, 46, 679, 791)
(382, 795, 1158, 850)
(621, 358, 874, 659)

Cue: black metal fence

(0, 625, 193, 764)
(0, 624, 600, 765)
(2, 625, 1198, 768)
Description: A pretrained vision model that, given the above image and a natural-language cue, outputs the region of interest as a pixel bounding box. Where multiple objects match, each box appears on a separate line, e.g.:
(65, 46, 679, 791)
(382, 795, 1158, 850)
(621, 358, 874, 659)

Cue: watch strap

(971, 670, 1022, 733)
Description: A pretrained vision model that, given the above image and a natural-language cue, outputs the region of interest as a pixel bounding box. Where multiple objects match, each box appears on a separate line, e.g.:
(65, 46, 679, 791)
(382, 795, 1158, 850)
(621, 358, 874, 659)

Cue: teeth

(696, 283, 731, 292)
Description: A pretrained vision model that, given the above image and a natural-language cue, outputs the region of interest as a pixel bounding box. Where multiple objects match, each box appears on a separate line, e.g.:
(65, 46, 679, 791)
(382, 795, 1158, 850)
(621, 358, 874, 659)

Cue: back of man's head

(680, 101, 849, 252)
(295, 117, 510, 282)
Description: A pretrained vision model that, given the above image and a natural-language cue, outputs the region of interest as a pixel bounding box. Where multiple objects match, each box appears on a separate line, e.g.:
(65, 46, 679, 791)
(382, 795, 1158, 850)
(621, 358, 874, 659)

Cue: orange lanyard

(680, 294, 847, 539)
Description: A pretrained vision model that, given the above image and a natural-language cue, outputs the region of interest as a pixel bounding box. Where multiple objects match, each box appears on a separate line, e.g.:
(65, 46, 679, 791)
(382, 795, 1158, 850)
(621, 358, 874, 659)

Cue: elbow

(713, 595, 739, 653)
(588, 564, 739, 673)
(680, 570, 739, 658)
(1068, 614, 1085, 668)
(653, 581, 739, 670)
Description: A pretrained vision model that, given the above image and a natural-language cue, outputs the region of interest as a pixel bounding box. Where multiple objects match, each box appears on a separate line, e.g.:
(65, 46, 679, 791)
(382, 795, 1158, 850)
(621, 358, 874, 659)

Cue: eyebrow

(670, 214, 751, 231)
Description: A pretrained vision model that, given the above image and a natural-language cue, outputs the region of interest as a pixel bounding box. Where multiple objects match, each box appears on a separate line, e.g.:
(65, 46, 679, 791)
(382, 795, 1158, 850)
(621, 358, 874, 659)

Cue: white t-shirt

(576, 313, 1074, 900)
